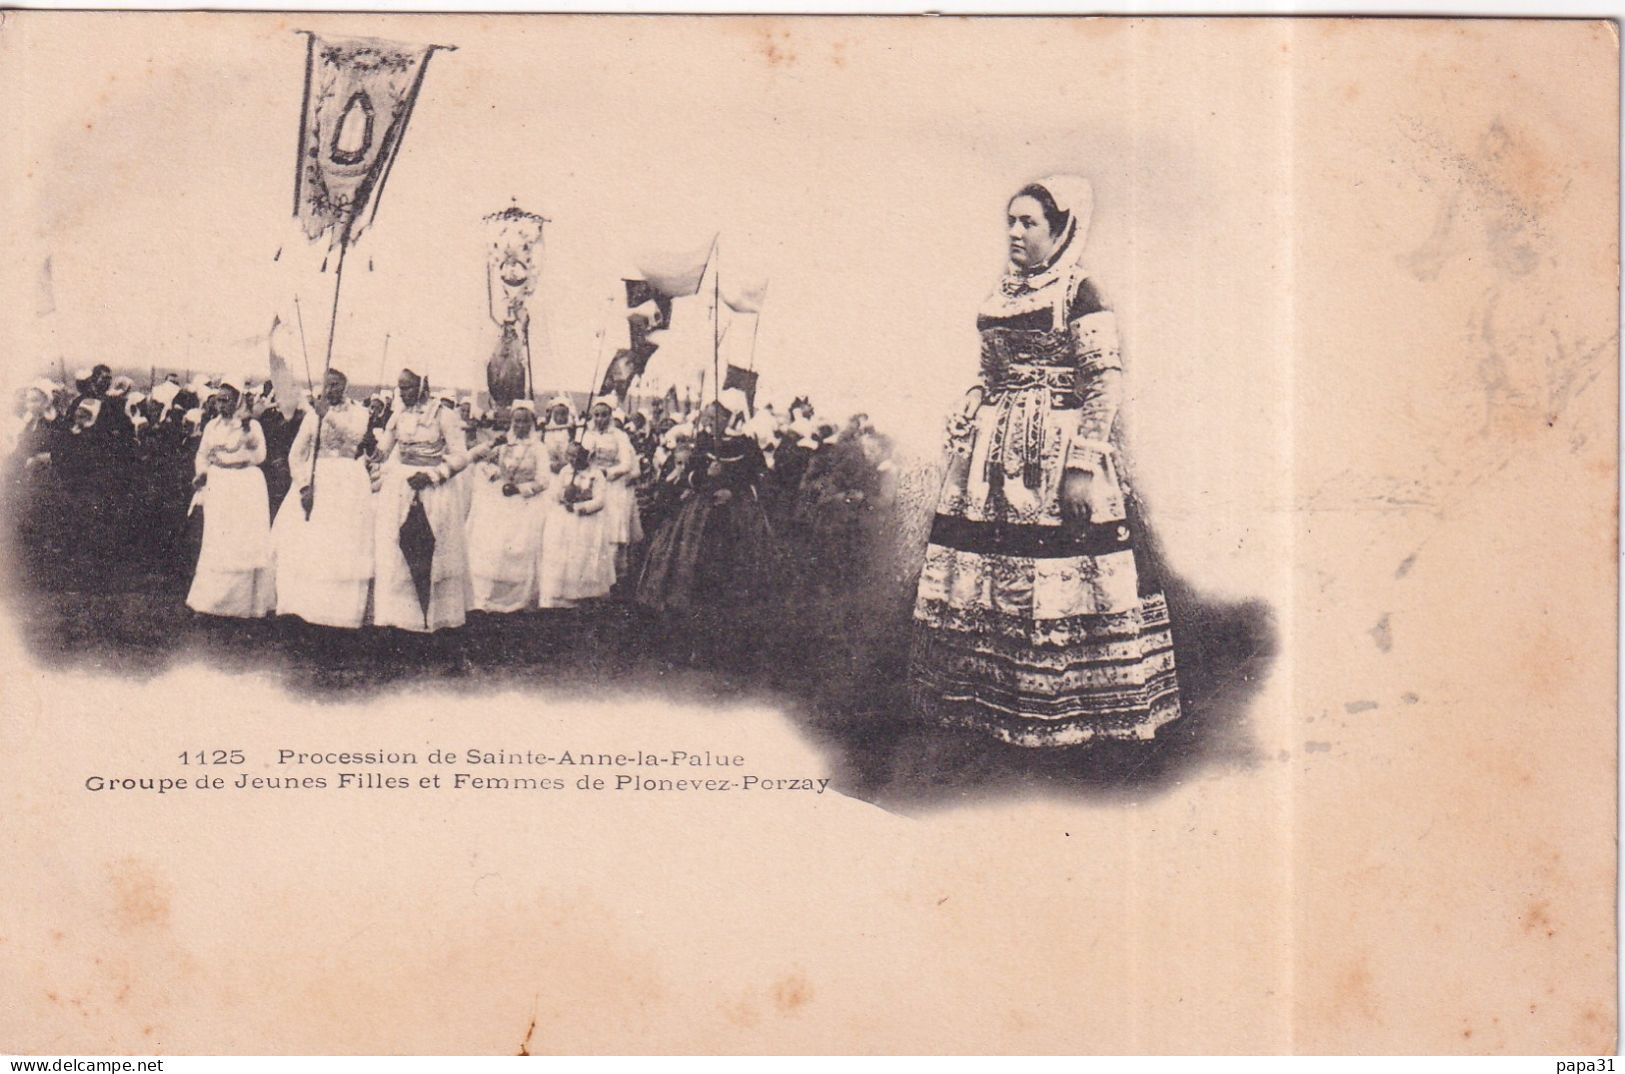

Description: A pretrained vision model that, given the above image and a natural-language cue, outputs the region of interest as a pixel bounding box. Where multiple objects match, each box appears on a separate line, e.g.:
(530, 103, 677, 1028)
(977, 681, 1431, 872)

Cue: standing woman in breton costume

(465, 400, 550, 613)
(371, 368, 471, 632)
(909, 176, 1181, 747)
(579, 396, 644, 581)
(271, 368, 374, 629)
(636, 389, 777, 665)
(186, 380, 275, 619)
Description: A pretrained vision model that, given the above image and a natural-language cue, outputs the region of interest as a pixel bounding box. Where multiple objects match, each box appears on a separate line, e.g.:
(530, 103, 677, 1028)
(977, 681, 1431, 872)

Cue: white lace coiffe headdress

(984, 174, 1095, 330)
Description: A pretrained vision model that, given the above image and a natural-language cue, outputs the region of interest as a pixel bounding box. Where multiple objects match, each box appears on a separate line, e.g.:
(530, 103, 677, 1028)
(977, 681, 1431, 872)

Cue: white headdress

(983, 174, 1095, 329)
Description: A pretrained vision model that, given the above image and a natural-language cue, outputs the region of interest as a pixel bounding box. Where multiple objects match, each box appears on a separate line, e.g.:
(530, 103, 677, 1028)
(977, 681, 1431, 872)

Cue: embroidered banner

(293, 32, 449, 244)
(485, 204, 548, 326)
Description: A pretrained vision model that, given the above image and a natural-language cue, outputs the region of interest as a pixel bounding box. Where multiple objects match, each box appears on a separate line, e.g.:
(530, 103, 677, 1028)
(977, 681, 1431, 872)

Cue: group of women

(186, 369, 649, 635)
(465, 392, 643, 616)
(183, 172, 1186, 752)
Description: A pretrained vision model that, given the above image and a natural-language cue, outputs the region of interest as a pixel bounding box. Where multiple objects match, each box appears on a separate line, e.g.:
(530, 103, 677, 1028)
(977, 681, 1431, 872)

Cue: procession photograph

(3, 14, 1275, 807)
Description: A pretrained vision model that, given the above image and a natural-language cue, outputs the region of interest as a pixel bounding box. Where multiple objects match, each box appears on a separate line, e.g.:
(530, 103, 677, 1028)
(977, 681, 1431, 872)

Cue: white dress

(448, 411, 477, 520)
(186, 417, 275, 618)
(537, 466, 614, 607)
(271, 401, 374, 628)
(372, 403, 471, 632)
(540, 426, 575, 474)
(466, 436, 549, 613)
(580, 424, 644, 548)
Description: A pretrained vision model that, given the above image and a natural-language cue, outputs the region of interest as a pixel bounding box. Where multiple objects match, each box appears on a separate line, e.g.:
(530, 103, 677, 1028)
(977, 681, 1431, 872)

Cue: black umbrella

(399, 490, 436, 629)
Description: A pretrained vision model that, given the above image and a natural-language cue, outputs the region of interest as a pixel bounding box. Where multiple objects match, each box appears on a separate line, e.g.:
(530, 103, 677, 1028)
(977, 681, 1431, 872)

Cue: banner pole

(305, 237, 350, 519)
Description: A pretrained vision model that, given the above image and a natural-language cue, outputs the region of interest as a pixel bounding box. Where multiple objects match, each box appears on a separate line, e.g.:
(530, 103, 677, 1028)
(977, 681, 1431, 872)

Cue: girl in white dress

(186, 381, 275, 619)
(466, 401, 549, 613)
(539, 395, 578, 475)
(537, 443, 613, 607)
(271, 368, 374, 628)
(579, 396, 643, 580)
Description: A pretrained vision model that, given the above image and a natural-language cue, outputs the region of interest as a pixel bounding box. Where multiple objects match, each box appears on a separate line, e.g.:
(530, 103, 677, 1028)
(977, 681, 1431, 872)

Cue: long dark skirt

(636, 488, 776, 618)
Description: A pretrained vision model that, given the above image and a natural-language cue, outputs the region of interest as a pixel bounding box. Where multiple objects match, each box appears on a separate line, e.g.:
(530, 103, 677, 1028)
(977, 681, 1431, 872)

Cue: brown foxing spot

(1521, 899, 1556, 938)
(1332, 956, 1380, 1024)
(1481, 120, 1560, 211)
(771, 972, 812, 1014)
(757, 27, 796, 67)
(109, 858, 171, 931)
(1513, 623, 1574, 707)
(1577, 1006, 1615, 1053)
(722, 998, 761, 1029)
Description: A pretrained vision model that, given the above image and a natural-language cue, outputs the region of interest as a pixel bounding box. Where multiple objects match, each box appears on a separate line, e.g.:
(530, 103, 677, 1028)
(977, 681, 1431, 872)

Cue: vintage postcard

(0, 12, 1616, 1056)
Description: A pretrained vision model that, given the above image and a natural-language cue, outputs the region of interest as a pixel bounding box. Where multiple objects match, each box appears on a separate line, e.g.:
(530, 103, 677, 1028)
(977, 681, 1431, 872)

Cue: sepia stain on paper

(755, 24, 797, 68)
(1521, 899, 1557, 940)
(770, 972, 812, 1015)
(108, 858, 171, 932)
(724, 996, 764, 1030)
(1331, 956, 1382, 1027)
(1343, 700, 1379, 715)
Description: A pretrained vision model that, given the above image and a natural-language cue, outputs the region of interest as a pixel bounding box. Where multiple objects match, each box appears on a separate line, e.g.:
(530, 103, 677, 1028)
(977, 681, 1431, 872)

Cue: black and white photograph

(4, 16, 1272, 802)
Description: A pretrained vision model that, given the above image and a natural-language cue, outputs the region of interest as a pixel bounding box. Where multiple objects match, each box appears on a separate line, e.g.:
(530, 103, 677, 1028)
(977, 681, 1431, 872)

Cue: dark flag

(723, 364, 759, 412)
(599, 340, 657, 401)
(624, 279, 674, 345)
(599, 278, 674, 400)
(294, 32, 451, 244)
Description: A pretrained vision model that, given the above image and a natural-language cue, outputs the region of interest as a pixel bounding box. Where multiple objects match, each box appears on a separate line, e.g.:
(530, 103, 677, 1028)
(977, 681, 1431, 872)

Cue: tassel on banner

(273, 246, 282, 262)
(321, 255, 329, 272)
(368, 258, 374, 272)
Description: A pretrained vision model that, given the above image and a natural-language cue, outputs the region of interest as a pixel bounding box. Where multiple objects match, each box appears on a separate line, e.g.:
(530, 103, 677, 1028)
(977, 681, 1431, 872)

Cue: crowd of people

(5, 175, 1239, 764)
(6, 361, 903, 669)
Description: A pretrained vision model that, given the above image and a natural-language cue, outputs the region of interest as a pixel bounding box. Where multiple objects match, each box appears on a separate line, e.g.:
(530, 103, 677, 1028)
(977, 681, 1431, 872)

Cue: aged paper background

(0, 14, 1616, 1054)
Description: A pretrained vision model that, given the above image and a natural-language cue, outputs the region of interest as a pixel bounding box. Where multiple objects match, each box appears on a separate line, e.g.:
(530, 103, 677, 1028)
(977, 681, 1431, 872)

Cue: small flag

(634, 237, 715, 298)
(722, 277, 769, 315)
(723, 364, 759, 412)
(599, 340, 658, 400)
(267, 315, 303, 419)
